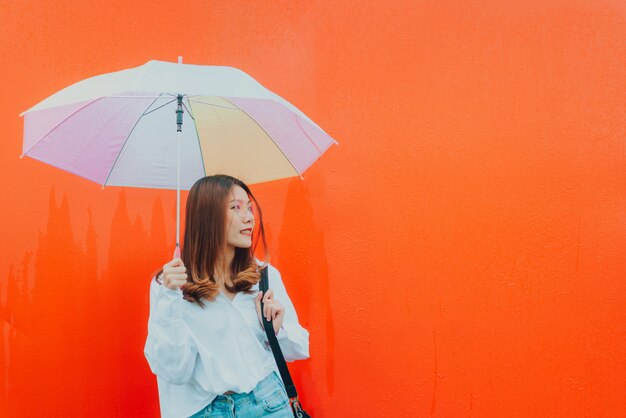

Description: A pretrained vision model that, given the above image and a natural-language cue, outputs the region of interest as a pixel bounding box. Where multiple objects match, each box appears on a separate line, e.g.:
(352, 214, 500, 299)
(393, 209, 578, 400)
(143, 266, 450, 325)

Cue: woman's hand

(255, 288, 285, 335)
(162, 258, 187, 290)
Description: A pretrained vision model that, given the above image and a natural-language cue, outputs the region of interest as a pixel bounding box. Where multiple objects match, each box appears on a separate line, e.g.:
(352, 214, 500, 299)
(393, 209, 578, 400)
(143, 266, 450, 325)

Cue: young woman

(144, 175, 309, 418)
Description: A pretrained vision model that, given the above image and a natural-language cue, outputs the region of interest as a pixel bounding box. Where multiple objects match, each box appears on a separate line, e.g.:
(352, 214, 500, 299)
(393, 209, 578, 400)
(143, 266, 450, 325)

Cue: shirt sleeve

(144, 278, 199, 384)
(267, 265, 310, 362)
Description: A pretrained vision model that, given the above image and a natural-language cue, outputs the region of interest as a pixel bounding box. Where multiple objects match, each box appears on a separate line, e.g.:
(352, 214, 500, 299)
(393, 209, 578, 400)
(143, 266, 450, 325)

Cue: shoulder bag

(259, 267, 311, 418)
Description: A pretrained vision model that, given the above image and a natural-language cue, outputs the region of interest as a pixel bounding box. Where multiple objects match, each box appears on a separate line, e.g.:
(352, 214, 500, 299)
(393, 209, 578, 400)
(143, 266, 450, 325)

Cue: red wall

(1, 1, 625, 416)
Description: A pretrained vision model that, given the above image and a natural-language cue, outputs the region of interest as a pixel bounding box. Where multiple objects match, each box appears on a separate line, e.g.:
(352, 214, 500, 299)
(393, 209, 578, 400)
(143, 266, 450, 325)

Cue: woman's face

(225, 185, 256, 249)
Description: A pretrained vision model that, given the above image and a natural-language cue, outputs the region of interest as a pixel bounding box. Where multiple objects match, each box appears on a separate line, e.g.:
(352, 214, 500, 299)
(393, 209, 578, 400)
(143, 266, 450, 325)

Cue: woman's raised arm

(144, 277, 198, 384)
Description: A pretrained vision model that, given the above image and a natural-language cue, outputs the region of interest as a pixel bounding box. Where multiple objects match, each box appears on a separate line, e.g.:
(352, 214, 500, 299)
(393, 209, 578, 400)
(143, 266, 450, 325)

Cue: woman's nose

(243, 211, 254, 223)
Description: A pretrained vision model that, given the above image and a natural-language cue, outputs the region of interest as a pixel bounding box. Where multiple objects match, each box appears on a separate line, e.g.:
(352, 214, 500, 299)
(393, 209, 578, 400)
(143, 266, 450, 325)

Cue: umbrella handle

(173, 245, 181, 259)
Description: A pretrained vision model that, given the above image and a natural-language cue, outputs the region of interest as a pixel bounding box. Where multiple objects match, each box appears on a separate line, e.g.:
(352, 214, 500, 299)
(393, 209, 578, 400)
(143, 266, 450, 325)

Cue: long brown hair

(156, 175, 268, 307)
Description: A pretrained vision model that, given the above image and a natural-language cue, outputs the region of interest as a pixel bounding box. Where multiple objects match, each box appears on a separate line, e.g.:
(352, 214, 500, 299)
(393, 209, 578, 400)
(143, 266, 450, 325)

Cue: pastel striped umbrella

(20, 58, 337, 255)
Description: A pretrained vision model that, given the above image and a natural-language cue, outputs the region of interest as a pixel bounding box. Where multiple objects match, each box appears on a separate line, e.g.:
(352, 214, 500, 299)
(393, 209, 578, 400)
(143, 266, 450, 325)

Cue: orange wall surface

(1, 1, 625, 417)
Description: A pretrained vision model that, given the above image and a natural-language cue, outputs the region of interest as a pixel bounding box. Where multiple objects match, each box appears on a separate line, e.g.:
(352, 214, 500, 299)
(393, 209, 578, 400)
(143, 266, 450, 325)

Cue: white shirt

(144, 264, 310, 418)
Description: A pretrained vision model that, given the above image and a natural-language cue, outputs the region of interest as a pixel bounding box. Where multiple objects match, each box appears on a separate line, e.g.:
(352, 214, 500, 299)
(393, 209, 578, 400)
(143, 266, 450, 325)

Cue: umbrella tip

(178, 56, 183, 64)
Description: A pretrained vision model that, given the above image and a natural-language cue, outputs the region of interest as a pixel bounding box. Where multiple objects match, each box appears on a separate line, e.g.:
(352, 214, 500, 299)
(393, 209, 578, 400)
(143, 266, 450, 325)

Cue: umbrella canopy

(20, 59, 337, 189)
(20, 59, 337, 255)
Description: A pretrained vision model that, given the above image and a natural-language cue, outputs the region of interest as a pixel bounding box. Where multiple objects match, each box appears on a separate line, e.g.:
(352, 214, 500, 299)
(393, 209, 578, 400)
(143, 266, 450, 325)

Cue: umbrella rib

(187, 98, 239, 111)
(294, 112, 322, 154)
(290, 110, 337, 170)
(142, 97, 178, 116)
(19, 95, 175, 116)
(102, 93, 165, 187)
(185, 97, 206, 177)
(22, 94, 181, 157)
(181, 96, 196, 122)
(219, 97, 302, 178)
(21, 97, 102, 157)
(97, 95, 176, 99)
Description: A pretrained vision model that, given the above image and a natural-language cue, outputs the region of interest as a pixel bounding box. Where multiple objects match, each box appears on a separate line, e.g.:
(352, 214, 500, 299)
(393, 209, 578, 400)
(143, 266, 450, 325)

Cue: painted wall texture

(1, 1, 625, 417)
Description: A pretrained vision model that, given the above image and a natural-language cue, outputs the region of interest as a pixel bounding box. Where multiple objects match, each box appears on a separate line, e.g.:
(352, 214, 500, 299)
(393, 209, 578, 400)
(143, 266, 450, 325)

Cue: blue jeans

(189, 372, 293, 418)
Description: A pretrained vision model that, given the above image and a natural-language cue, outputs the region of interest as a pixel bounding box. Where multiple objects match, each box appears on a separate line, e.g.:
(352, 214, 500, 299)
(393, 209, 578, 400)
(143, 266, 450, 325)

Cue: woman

(145, 175, 309, 418)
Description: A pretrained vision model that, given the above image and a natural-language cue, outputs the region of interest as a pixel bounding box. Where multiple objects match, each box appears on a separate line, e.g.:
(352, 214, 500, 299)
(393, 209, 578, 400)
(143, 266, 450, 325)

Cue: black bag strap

(259, 266, 298, 399)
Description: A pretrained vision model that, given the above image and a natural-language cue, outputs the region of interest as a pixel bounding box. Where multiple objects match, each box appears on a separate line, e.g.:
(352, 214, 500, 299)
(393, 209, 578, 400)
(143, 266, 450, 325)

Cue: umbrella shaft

(176, 95, 182, 251)
(176, 129, 181, 248)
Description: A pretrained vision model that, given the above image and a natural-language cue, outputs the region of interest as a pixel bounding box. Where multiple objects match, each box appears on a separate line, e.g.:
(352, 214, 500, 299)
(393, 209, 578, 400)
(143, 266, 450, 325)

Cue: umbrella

(20, 58, 337, 256)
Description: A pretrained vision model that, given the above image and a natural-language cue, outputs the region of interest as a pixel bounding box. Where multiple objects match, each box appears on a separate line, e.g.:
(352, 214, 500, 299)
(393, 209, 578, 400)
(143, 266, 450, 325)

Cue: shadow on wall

(275, 173, 334, 416)
(0, 189, 169, 417)
(0, 181, 333, 417)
